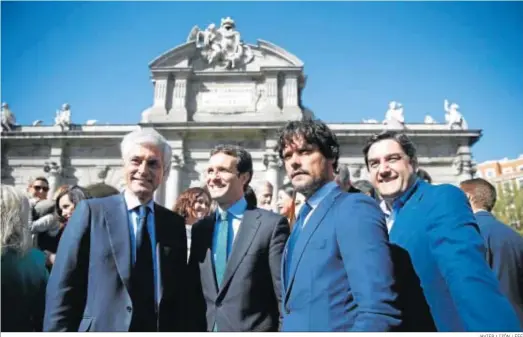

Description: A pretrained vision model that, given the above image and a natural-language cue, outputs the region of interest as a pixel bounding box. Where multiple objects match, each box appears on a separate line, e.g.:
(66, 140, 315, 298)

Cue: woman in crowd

(173, 187, 211, 261)
(43, 185, 91, 268)
(1, 185, 49, 331)
(276, 183, 305, 229)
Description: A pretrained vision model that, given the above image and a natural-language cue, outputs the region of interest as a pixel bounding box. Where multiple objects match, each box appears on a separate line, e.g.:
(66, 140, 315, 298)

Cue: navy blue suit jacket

(43, 194, 188, 332)
(281, 185, 401, 332)
(475, 211, 523, 324)
(389, 180, 521, 331)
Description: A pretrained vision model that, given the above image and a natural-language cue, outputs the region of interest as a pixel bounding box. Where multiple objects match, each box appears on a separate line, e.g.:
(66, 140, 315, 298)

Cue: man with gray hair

(257, 180, 274, 211)
(335, 164, 360, 193)
(44, 128, 188, 332)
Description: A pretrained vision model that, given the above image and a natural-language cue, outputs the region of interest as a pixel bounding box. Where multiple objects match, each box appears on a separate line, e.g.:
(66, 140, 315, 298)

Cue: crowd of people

(1, 119, 522, 332)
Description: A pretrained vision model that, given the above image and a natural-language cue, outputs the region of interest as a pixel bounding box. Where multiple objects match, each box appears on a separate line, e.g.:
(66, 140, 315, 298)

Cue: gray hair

(336, 165, 351, 186)
(1, 185, 32, 256)
(120, 128, 172, 181)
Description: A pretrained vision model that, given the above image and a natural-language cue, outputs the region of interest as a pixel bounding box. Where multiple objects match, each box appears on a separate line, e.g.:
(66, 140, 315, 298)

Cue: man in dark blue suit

(276, 119, 402, 332)
(364, 130, 521, 331)
(460, 178, 523, 324)
(44, 129, 187, 332)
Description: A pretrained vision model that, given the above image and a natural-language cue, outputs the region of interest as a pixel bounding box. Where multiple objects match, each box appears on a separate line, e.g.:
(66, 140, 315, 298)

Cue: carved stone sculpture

(444, 99, 468, 130)
(54, 103, 72, 128)
(362, 119, 379, 124)
(187, 17, 254, 69)
(383, 101, 405, 128)
(424, 115, 437, 124)
(1, 102, 16, 132)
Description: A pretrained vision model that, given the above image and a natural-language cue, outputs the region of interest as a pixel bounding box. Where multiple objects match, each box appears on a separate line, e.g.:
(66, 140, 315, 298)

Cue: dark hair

(210, 144, 253, 189)
(31, 176, 49, 187)
(244, 185, 257, 209)
(276, 118, 340, 172)
(362, 130, 418, 168)
(55, 185, 91, 223)
(417, 168, 432, 184)
(460, 178, 497, 212)
(352, 180, 377, 199)
(173, 187, 211, 221)
(85, 183, 120, 198)
(279, 182, 295, 198)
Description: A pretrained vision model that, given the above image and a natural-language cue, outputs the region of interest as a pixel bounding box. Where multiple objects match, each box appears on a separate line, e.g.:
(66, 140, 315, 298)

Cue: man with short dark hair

(277, 119, 401, 332)
(363, 130, 521, 331)
(28, 177, 50, 202)
(460, 178, 523, 324)
(189, 144, 289, 332)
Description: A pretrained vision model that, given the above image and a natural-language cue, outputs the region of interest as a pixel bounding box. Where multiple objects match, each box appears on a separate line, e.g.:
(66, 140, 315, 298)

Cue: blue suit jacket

(281, 186, 401, 332)
(389, 180, 522, 331)
(475, 211, 523, 324)
(43, 194, 188, 332)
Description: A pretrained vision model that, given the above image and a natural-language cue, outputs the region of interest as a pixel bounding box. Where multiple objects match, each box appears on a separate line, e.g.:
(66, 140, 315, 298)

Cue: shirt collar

(391, 178, 420, 211)
(216, 196, 247, 220)
(123, 189, 155, 214)
(307, 181, 339, 210)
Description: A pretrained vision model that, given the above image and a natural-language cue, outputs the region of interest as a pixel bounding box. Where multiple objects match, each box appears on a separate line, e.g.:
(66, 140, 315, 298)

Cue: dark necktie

(284, 202, 312, 289)
(215, 210, 229, 287)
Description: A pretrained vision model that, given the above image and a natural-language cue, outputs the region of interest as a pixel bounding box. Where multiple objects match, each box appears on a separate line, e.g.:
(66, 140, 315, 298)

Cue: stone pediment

(141, 17, 309, 124)
(149, 39, 304, 71)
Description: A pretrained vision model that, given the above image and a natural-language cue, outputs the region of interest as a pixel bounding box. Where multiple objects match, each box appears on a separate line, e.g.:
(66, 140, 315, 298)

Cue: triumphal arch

(1, 17, 480, 207)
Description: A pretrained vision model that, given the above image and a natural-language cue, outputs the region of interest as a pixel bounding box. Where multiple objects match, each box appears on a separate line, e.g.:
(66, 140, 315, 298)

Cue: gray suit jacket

(188, 204, 289, 332)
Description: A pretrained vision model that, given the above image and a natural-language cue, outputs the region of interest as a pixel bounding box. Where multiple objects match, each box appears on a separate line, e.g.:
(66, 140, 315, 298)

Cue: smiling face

(192, 193, 211, 219)
(282, 137, 334, 198)
(206, 152, 248, 209)
(123, 144, 164, 203)
(367, 139, 416, 199)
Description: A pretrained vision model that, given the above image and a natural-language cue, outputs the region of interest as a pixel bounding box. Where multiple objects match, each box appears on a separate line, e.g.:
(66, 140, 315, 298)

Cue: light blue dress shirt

(212, 197, 247, 263)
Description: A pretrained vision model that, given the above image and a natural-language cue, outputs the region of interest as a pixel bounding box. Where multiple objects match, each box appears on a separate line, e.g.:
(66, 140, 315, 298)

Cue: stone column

(282, 73, 302, 118)
(265, 154, 280, 207)
(44, 161, 61, 200)
(168, 72, 190, 122)
(164, 154, 184, 209)
(261, 73, 280, 114)
(153, 74, 169, 110)
(454, 144, 475, 183)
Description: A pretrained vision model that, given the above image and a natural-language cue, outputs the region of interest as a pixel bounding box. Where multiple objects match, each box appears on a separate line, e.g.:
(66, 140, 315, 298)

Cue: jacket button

(126, 306, 132, 312)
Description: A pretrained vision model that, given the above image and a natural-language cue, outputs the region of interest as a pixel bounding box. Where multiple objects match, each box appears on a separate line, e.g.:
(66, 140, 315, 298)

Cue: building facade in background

(1, 18, 481, 209)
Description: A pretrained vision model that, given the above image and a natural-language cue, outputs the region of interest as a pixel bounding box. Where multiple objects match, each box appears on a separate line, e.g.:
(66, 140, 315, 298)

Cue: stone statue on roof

(444, 99, 468, 130)
(383, 101, 405, 129)
(1, 102, 16, 132)
(187, 17, 254, 69)
(55, 103, 72, 128)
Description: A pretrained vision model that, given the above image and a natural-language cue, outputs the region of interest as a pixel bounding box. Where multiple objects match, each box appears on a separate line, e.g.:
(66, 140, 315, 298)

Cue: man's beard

(295, 176, 330, 199)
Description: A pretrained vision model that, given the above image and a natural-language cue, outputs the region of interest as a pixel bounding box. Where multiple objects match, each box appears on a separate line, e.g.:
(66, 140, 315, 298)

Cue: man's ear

(239, 172, 251, 187)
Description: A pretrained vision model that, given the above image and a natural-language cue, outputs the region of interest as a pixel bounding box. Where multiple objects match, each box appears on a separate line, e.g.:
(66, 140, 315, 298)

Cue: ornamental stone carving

(187, 17, 254, 70)
(1, 103, 16, 132)
(444, 99, 468, 130)
(54, 103, 72, 128)
(383, 101, 405, 129)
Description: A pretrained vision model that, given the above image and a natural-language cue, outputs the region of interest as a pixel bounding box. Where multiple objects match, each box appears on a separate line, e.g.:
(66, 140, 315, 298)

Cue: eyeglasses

(33, 185, 49, 192)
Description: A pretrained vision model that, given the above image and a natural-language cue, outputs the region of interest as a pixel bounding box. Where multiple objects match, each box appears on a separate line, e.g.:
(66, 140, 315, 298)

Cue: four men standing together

(43, 120, 522, 332)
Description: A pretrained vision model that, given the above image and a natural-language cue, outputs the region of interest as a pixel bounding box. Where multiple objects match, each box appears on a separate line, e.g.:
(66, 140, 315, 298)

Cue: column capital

(171, 154, 185, 169)
(44, 161, 61, 176)
(264, 153, 281, 169)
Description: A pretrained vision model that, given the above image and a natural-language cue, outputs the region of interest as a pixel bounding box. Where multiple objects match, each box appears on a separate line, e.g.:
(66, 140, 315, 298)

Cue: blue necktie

(215, 210, 229, 287)
(284, 202, 312, 289)
(213, 210, 229, 332)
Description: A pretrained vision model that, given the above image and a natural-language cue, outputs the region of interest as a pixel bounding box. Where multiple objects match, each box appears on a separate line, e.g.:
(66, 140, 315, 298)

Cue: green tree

(492, 180, 523, 235)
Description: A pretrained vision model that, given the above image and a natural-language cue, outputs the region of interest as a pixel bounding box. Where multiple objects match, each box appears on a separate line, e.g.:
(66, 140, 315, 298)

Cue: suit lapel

(217, 208, 261, 297)
(104, 195, 132, 293)
(284, 188, 343, 305)
(389, 183, 426, 242)
(199, 216, 219, 296)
